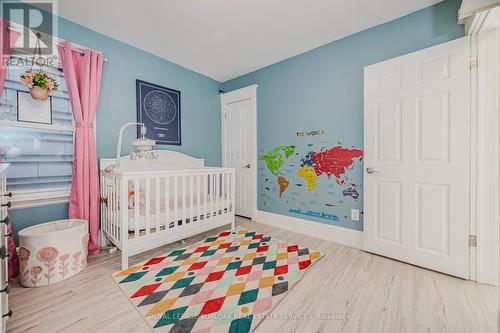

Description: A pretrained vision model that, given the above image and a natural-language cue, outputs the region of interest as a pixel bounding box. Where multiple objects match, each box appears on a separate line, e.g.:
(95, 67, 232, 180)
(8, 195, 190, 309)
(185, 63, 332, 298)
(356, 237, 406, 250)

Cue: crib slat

(117, 177, 121, 242)
(224, 172, 231, 214)
(110, 177, 113, 241)
(145, 178, 151, 236)
(165, 177, 170, 230)
(222, 172, 225, 213)
(111, 177, 116, 241)
(214, 173, 220, 216)
(220, 172, 227, 214)
(108, 176, 112, 241)
(115, 177, 119, 242)
(231, 170, 236, 213)
(104, 175, 107, 238)
(100, 174, 104, 238)
(197, 174, 201, 222)
(102, 174, 107, 238)
(103, 175, 108, 239)
(155, 177, 160, 233)
(134, 179, 140, 238)
(210, 173, 214, 219)
(214, 172, 218, 217)
(120, 176, 129, 267)
(109, 176, 114, 241)
(117, 177, 121, 241)
(189, 175, 193, 223)
(203, 173, 208, 220)
(182, 175, 186, 225)
(221, 172, 225, 214)
(174, 176, 179, 228)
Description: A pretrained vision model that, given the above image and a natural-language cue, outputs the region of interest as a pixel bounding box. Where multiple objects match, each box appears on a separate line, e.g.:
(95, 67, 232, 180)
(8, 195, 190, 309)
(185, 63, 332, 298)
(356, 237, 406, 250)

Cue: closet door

(363, 37, 470, 278)
(221, 85, 257, 219)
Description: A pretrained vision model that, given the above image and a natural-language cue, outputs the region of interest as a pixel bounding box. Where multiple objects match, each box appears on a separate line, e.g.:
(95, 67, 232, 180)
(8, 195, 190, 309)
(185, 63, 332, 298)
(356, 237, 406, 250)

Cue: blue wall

(222, 0, 464, 231)
(10, 203, 69, 243)
(5, 9, 222, 241)
(7, 0, 464, 240)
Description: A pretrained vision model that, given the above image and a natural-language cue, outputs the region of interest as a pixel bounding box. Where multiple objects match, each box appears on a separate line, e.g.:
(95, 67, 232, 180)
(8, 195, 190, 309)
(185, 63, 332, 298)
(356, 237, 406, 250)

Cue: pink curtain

(0, 19, 21, 279)
(58, 41, 103, 255)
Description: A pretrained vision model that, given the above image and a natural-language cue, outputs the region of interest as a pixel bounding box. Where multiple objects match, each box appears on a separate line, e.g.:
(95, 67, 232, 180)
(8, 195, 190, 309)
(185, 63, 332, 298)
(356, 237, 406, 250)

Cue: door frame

(220, 84, 258, 220)
(467, 6, 500, 285)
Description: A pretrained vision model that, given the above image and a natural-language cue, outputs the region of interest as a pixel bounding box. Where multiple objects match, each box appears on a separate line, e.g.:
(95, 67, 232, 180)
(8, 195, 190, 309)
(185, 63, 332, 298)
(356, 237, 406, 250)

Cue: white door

(363, 37, 470, 278)
(221, 85, 257, 219)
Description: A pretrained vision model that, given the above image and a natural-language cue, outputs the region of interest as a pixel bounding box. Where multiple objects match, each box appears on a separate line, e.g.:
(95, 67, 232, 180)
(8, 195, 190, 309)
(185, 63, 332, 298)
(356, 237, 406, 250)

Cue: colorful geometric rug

(112, 228, 322, 333)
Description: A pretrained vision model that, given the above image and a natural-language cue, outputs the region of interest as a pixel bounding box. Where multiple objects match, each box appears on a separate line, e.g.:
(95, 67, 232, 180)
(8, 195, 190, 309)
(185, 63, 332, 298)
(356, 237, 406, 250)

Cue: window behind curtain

(0, 56, 74, 192)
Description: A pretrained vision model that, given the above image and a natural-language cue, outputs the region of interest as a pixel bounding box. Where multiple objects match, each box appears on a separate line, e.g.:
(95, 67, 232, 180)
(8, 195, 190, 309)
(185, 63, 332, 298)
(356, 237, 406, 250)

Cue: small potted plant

(20, 70, 59, 100)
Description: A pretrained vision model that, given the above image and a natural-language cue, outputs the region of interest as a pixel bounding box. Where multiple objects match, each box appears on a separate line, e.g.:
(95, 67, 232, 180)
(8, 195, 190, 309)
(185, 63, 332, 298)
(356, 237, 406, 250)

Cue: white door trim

(468, 7, 500, 286)
(221, 84, 258, 220)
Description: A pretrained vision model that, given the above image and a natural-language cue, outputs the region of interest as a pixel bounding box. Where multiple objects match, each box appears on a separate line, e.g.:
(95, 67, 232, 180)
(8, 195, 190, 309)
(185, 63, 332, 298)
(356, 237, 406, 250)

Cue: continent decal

(258, 145, 296, 176)
(277, 176, 290, 198)
(310, 146, 363, 185)
(342, 185, 359, 200)
(297, 166, 319, 191)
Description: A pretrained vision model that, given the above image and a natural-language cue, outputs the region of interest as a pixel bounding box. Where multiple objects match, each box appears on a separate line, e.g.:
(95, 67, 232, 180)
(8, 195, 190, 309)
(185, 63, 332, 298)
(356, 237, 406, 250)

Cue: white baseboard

(254, 210, 363, 249)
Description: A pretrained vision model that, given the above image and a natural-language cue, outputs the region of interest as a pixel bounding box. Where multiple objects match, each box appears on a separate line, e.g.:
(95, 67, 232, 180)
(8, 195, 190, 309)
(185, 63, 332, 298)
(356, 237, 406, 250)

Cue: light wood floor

(7, 217, 498, 333)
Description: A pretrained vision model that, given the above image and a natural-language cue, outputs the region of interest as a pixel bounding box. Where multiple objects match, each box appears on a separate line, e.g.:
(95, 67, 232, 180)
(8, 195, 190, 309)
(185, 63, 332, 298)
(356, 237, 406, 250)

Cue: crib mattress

(127, 196, 231, 231)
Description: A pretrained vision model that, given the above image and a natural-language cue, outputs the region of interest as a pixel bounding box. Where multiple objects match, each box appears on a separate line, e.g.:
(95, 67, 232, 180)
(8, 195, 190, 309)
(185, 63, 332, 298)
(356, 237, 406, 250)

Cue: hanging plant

(20, 70, 59, 100)
(19, 32, 59, 100)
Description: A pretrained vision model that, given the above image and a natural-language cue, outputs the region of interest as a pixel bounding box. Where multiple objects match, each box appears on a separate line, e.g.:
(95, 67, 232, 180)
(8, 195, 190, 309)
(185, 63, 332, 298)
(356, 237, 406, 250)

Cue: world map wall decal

(258, 140, 363, 227)
(136, 80, 181, 145)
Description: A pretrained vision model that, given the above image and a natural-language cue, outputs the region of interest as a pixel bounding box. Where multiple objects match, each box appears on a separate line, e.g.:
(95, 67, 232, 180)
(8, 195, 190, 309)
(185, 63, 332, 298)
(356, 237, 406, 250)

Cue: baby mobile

(19, 32, 59, 100)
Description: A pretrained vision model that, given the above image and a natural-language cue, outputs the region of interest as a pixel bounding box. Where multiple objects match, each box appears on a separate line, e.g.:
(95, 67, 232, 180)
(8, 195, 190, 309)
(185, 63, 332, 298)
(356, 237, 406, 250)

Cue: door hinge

(470, 56, 478, 69)
(224, 113, 227, 119)
(469, 235, 477, 248)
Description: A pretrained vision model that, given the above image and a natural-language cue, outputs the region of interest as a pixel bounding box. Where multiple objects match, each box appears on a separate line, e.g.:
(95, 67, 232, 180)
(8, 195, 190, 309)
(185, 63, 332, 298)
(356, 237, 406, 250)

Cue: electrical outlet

(351, 209, 360, 221)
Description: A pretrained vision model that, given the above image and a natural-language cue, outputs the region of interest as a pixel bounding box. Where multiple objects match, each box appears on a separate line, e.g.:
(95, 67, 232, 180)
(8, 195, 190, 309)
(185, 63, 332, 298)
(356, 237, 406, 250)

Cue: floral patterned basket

(18, 220, 89, 288)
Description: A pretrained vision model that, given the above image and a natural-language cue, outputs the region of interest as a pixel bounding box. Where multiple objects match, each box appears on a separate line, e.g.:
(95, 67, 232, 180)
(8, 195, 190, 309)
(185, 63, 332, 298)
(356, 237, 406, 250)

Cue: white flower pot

(18, 219, 89, 288)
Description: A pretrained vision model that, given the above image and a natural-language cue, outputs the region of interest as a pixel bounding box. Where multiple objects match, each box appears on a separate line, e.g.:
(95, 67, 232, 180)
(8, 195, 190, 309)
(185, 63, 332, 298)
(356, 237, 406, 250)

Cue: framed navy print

(136, 80, 181, 145)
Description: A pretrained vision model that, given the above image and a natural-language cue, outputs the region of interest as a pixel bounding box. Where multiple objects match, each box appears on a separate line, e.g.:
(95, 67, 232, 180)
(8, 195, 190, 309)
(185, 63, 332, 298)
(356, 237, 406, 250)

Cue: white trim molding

(465, 6, 500, 285)
(459, 0, 500, 23)
(461, 1, 500, 33)
(9, 187, 70, 210)
(0, 119, 74, 133)
(474, 7, 500, 286)
(255, 210, 363, 249)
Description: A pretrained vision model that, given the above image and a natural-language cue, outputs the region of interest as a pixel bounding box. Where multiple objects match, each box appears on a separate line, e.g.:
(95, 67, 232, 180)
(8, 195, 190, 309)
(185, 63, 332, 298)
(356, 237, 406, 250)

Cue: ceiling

(53, 0, 442, 82)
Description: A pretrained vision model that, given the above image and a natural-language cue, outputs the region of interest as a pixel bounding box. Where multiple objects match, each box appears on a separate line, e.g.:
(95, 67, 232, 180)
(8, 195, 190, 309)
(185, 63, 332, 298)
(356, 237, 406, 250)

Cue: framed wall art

(136, 79, 181, 145)
(17, 91, 52, 124)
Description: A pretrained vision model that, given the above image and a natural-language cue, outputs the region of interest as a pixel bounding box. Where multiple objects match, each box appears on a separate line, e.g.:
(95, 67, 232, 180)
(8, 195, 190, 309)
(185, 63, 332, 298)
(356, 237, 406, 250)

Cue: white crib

(100, 151, 235, 269)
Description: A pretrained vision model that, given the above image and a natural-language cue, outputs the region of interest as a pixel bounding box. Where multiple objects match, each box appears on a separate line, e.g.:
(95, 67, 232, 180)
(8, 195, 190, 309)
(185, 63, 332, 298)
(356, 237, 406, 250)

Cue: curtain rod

(6, 25, 109, 63)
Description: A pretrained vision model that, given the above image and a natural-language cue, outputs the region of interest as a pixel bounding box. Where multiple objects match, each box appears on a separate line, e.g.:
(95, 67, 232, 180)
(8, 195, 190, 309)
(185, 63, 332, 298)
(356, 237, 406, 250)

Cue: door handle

(366, 167, 380, 174)
(243, 164, 251, 169)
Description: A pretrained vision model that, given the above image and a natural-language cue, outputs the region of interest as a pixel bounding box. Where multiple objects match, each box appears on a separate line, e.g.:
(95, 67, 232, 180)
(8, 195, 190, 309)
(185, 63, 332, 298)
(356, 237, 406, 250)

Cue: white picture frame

(17, 91, 52, 125)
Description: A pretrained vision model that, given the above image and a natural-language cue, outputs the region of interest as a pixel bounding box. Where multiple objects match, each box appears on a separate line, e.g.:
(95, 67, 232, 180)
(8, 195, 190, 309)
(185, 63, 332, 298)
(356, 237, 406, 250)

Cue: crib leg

(121, 251, 128, 270)
(231, 216, 235, 230)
